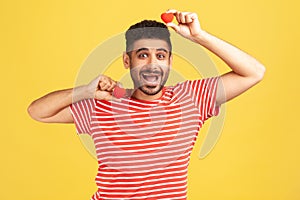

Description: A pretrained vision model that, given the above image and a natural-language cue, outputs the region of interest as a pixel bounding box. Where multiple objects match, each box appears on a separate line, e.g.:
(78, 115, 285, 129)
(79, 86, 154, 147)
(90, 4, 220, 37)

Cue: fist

(97, 75, 116, 92)
(87, 75, 117, 101)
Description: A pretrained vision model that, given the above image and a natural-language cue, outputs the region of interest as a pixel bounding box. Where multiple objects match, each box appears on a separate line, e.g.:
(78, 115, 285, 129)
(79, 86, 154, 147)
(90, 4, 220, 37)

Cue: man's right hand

(28, 74, 119, 123)
(86, 75, 119, 101)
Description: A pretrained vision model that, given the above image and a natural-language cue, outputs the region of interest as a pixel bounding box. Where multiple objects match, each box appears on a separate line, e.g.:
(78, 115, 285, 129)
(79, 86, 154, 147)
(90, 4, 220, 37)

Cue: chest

(92, 99, 201, 134)
(90, 100, 203, 169)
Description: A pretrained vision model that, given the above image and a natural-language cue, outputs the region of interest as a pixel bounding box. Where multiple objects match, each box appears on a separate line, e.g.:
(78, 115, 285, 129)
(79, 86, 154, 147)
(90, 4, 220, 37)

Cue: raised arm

(166, 9, 265, 106)
(27, 75, 118, 123)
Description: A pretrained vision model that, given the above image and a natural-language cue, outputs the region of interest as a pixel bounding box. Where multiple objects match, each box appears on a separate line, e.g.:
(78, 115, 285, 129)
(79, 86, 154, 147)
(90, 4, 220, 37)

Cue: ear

(123, 52, 130, 69)
(169, 54, 173, 68)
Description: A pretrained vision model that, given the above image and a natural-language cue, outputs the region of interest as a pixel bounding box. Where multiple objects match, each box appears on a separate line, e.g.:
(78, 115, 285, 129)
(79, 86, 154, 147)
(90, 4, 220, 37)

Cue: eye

(157, 53, 166, 60)
(138, 53, 148, 58)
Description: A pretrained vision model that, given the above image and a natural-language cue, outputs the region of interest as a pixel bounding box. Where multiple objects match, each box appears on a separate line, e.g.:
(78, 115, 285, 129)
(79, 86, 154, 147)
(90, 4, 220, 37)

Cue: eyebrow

(135, 47, 169, 54)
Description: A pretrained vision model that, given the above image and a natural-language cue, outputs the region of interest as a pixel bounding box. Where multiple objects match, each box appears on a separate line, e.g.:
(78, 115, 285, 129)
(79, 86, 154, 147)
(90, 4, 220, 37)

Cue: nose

(148, 53, 158, 65)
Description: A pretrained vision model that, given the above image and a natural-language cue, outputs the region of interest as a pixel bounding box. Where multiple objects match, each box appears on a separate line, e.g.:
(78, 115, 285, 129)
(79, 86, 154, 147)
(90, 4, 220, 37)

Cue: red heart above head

(161, 13, 174, 23)
(112, 86, 126, 98)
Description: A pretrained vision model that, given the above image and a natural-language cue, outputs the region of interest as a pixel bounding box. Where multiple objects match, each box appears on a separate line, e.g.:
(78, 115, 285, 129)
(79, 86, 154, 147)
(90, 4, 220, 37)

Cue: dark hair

(125, 20, 172, 53)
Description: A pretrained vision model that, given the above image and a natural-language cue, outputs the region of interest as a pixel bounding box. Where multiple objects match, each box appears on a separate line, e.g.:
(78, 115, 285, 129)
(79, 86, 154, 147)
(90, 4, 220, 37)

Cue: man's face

(124, 38, 172, 96)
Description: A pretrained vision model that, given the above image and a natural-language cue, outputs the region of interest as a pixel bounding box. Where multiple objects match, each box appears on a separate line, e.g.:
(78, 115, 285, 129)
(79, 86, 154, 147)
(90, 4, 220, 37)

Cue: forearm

(193, 31, 265, 105)
(28, 85, 91, 122)
(166, 9, 265, 105)
(193, 31, 265, 79)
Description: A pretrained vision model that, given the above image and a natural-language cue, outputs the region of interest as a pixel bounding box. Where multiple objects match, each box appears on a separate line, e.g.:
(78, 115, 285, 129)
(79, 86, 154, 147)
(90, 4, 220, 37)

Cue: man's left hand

(165, 9, 204, 42)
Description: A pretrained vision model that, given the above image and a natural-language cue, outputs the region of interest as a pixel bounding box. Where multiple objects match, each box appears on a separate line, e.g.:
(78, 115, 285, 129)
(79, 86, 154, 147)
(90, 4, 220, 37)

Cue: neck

(132, 88, 163, 101)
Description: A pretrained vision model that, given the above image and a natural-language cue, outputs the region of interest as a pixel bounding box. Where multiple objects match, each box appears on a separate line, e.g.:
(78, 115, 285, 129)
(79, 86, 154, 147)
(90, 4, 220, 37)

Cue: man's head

(125, 20, 172, 53)
(123, 20, 173, 98)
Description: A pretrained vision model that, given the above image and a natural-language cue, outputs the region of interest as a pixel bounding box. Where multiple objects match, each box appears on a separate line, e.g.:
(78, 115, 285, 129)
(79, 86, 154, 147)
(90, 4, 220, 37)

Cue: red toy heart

(112, 86, 126, 98)
(161, 13, 174, 23)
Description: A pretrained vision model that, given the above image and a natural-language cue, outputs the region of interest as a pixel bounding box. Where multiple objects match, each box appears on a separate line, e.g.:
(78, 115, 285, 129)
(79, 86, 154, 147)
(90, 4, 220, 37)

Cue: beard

(139, 84, 164, 95)
(130, 64, 170, 96)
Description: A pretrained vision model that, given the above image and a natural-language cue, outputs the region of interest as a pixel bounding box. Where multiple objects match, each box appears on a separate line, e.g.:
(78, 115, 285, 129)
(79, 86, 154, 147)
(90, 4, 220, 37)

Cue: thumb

(166, 22, 180, 32)
(95, 91, 121, 102)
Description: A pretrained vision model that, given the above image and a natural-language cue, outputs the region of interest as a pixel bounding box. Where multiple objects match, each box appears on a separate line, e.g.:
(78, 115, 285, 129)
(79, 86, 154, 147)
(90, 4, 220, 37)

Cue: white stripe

(93, 99, 195, 118)
(93, 123, 199, 143)
(91, 103, 197, 123)
(101, 190, 187, 200)
(91, 118, 202, 136)
(96, 88, 192, 111)
(95, 133, 195, 150)
(82, 99, 92, 131)
(72, 103, 88, 133)
(96, 168, 187, 180)
(97, 162, 189, 174)
(97, 185, 187, 196)
(78, 101, 90, 133)
(97, 147, 194, 162)
(96, 138, 195, 155)
(100, 149, 191, 165)
(96, 174, 187, 185)
(96, 156, 189, 170)
(93, 128, 198, 146)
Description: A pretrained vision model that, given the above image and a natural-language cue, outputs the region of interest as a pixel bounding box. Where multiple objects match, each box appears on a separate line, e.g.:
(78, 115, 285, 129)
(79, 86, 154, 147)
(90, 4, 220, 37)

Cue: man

(28, 9, 265, 200)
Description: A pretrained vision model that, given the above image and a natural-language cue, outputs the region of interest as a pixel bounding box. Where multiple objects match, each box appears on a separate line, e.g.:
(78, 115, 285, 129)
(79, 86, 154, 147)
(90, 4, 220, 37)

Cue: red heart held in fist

(161, 13, 174, 23)
(112, 86, 126, 98)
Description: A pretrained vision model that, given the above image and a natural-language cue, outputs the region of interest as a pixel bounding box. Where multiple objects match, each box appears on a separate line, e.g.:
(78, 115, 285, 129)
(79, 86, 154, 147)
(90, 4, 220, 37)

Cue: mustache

(130, 64, 167, 76)
(140, 64, 163, 74)
(140, 69, 162, 75)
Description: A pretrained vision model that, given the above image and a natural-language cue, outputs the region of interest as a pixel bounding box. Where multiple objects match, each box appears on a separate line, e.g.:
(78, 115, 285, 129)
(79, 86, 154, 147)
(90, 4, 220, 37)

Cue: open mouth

(142, 74, 158, 82)
(140, 71, 162, 86)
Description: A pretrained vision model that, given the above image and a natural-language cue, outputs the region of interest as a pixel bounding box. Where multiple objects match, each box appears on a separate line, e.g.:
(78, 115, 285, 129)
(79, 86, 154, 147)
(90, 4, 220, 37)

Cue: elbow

(253, 63, 266, 83)
(27, 102, 37, 121)
(27, 102, 43, 122)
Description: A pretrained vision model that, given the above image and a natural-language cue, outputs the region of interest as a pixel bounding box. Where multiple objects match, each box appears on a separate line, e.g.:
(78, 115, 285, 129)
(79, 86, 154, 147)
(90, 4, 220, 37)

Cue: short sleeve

(69, 98, 95, 135)
(187, 77, 220, 121)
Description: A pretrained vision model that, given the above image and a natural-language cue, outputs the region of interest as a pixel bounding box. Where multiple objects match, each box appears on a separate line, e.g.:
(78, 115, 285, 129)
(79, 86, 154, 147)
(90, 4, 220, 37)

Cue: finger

(99, 81, 109, 90)
(99, 75, 108, 83)
(179, 12, 186, 24)
(166, 9, 178, 14)
(169, 10, 180, 24)
(94, 90, 107, 100)
(166, 22, 180, 32)
(189, 12, 198, 20)
(100, 76, 113, 85)
(94, 91, 119, 102)
(107, 81, 117, 92)
(99, 81, 104, 90)
(185, 13, 193, 23)
(101, 84, 111, 91)
(179, 12, 191, 24)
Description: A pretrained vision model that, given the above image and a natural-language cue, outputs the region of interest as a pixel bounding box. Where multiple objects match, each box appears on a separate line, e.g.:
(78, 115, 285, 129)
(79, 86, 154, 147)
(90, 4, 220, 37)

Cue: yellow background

(1, 0, 299, 199)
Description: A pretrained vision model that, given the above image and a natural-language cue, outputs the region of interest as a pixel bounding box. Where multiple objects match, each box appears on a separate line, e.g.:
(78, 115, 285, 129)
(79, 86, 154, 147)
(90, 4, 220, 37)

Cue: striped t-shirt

(70, 77, 220, 200)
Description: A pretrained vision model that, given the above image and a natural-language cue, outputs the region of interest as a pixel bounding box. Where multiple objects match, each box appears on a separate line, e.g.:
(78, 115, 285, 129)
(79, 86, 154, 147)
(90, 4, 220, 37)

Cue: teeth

(142, 74, 158, 82)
